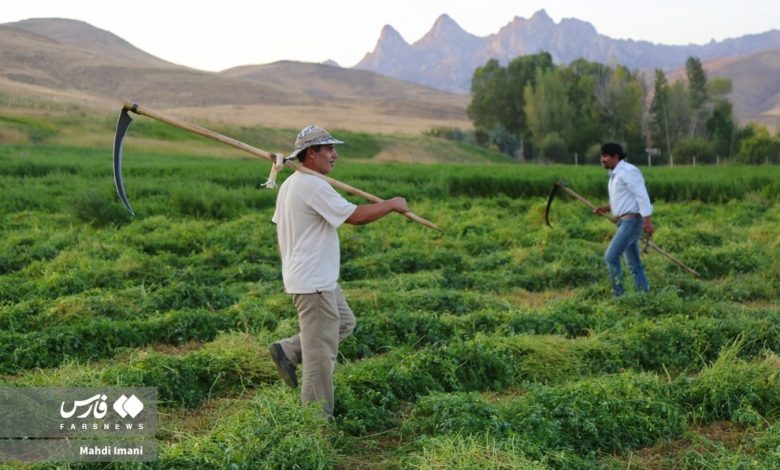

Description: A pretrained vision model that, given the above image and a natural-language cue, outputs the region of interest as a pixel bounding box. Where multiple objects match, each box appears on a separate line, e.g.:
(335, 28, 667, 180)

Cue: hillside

(220, 61, 469, 121)
(663, 47, 780, 125)
(0, 20, 293, 107)
(702, 48, 780, 124)
(0, 18, 470, 134)
(3, 16, 776, 132)
(6, 18, 173, 67)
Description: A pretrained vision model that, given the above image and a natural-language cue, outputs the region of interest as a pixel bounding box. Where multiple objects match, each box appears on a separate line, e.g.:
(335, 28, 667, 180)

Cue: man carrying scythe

(268, 125, 409, 417)
(113, 103, 438, 414)
(593, 142, 654, 296)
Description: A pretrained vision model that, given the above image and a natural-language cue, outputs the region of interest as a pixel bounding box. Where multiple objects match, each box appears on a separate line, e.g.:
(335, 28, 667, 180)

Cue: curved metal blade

(113, 108, 135, 215)
(544, 180, 563, 227)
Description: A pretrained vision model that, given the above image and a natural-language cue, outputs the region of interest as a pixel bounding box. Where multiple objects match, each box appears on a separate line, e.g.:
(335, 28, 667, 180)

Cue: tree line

(462, 52, 780, 165)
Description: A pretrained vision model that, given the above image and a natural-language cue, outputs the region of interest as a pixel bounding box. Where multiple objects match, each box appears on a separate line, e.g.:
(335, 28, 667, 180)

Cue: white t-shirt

(272, 172, 357, 293)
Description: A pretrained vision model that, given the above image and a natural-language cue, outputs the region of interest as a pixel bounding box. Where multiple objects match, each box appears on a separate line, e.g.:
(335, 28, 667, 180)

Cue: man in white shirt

(594, 143, 654, 296)
(269, 125, 409, 416)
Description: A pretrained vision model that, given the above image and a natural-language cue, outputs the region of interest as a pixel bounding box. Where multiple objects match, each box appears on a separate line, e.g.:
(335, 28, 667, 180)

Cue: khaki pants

(277, 284, 356, 416)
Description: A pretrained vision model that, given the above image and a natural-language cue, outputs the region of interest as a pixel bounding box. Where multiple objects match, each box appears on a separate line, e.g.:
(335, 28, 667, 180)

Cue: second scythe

(545, 180, 701, 278)
(113, 102, 441, 231)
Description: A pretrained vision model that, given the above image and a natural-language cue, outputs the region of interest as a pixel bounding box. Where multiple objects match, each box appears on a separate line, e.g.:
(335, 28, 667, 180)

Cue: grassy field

(1, 112, 780, 469)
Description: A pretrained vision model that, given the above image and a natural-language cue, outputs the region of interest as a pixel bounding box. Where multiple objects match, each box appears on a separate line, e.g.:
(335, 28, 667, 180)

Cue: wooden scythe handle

(122, 102, 440, 231)
(554, 181, 701, 278)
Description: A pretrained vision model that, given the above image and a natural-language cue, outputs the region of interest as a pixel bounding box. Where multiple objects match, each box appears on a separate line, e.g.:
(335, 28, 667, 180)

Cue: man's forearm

(346, 197, 407, 225)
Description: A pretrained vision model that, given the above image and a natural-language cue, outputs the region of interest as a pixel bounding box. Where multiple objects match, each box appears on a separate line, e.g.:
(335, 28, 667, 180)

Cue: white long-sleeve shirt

(608, 160, 653, 217)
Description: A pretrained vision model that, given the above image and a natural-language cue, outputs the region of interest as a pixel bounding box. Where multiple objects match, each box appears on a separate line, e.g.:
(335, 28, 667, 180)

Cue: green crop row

(338, 287, 778, 366)
(2, 296, 771, 418)
(406, 371, 686, 457)
(399, 347, 780, 469)
(7, 293, 775, 419)
(15, 340, 776, 469)
(657, 423, 780, 469)
(48, 341, 769, 469)
(15, 348, 776, 469)
(0, 307, 278, 373)
(7, 332, 277, 409)
(4, 278, 775, 406)
(3, 146, 780, 214)
(159, 389, 337, 469)
(333, 306, 780, 435)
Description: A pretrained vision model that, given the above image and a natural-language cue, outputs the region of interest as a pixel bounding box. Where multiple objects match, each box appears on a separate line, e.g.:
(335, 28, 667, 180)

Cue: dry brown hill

(702, 48, 780, 125)
(220, 61, 469, 122)
(664, 47, 780, 127)
(6, 18, 172, 67)
(0, 20, 294, 108)
(0, 18, 470, 134)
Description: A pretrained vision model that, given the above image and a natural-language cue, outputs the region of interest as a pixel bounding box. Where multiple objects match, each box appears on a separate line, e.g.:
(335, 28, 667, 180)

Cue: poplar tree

(649, 69, 673, 161)
(686, 56, 709, 137)
(705, 77, 737, 158)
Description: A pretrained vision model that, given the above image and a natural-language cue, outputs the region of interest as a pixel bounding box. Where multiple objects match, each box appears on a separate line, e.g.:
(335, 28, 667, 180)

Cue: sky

(2, 1, 779, 72)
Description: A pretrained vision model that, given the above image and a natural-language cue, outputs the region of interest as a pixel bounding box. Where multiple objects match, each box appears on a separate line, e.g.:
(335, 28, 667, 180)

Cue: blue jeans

(605, 218, 649, 296)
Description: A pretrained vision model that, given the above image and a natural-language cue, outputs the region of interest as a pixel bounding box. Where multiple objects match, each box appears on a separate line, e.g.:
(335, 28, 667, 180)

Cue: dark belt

(616, 213, 641, 220)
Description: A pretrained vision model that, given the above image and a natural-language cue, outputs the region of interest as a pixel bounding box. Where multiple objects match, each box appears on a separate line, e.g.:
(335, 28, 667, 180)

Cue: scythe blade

(544, 180, 564, 227)
(113, 107, 135, 215)
(546, 180, 702, 278)
(110, 102, 440, 230)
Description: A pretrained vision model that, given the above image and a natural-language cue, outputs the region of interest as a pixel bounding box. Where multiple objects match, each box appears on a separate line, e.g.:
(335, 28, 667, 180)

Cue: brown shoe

(269, 343, 298, 388)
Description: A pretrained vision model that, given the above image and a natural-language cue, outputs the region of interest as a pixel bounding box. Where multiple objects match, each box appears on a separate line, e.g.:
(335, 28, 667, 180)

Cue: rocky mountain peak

(354, 9, 780, 100)
(559, 17, 598, 36)
(377, 24, 409, 48)
(415, 13, 482, 52)
(355, 24, 415, 75)
(427, 14, 466, 39)
(529, 9, 555, 26)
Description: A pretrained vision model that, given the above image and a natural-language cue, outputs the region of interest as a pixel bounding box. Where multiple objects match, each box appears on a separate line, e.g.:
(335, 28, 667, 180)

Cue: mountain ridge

(355, 9, 780, 96)
(0, 18, 470, 134)
(1, 15, 778, 129)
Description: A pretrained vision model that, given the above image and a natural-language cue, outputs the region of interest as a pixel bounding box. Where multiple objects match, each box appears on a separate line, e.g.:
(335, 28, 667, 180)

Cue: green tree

(738, 124, 780, 164)
(505, 52, 554, 138)
(706, 100, 737, 160)
(665, 81, 693, 166)
(536, 132, 569, 163)
(704, 77, 737, 159)
(488, 124, 520, 157)
(523, 68, 574, 157)
(467, 53, 553, 146)
(649, 69, 673, 161)
(673, 137, 716, 165)
(707, 76, 733, 97)
(686, 56, 709, 137)
(468, 59, 512, 134)
(593, 65, 646, 156)
(560, 59, 610, 155)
